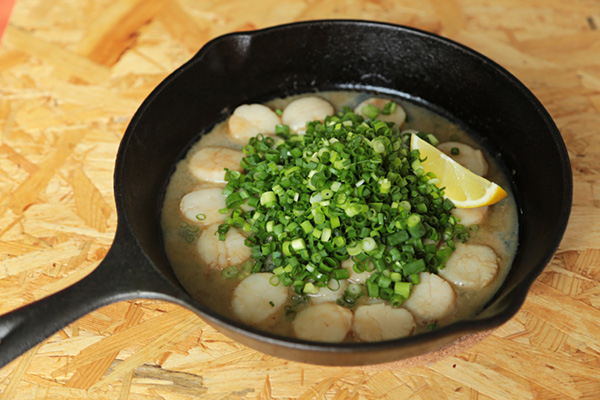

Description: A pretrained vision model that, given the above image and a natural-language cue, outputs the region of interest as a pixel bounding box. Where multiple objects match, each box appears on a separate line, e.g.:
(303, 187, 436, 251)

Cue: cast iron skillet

(0, 20, 572, 367)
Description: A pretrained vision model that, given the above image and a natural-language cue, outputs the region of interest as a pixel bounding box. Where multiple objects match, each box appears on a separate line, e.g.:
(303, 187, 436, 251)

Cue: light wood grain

(1, 0, 599, 399)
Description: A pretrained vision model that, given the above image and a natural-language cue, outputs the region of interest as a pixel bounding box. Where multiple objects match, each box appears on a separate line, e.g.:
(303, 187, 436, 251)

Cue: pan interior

(115, 21, 571, 353)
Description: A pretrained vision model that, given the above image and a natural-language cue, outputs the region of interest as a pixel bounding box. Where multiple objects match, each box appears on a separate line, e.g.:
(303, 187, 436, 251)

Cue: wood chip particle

(3, 25, 110, 83)
(69, 169, 112, 233)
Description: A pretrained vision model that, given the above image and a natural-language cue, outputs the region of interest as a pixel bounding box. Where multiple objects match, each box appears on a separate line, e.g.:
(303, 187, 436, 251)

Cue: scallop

(352, 303, 416, 341)
(179, 188, 227, 226)
(197, 224, 251, 270)
(439, 243, 499, 289)
(354, 97, 407, 127)
(451, 206, 489, 226)
(232, 273, 289, 325)
(282, 96, 334, 133)
(188, 147, 244, 184)
(228, 103, 281, 141)
(437, 142, 489, 177)
(292, 303, 352, 342)
(403, 272, 456, 322)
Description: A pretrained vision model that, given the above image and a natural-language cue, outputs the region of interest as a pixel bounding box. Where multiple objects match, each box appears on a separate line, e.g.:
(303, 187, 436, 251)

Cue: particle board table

(0, 0, 599, 399)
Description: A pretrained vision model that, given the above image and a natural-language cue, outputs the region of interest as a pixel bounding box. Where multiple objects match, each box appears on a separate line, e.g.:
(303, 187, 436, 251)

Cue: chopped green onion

(425, 133, 440, 147)
(394, 281, 412, 298)
(410, 273, 421, 284)
(390, 272, 402, 282)
(381, 101, 396, 115)
(260, 191, 277, 207)
(377, 274, 392, 289)
(331, 268, 349, 280)
(366, 280, 380, 298)
(321, 228, 332, 242)
(291, 238, 306, 251)
(269, 275, 280, 286)
(403, 259, 426, 275)
(390, 294, 405, 308)
(222, 266, 239, 279)
(303, 282, 319, 294)
(361, 237, 377, 252)
(218, 104, 469, 302)
(361, 104, 380, 119)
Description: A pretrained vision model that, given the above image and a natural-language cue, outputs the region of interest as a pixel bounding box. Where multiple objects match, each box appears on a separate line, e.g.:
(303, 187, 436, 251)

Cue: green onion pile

(218, 103, 469, 307)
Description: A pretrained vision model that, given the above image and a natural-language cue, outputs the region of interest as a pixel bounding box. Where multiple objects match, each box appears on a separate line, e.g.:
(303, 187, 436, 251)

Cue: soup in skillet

(161, 92, 518, 342)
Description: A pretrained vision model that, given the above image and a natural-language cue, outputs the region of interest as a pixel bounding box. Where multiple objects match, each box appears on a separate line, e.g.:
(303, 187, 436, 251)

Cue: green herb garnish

(219, 107, 468, 302)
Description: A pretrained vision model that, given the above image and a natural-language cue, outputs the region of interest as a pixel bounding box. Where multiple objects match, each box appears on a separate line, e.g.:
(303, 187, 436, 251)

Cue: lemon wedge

(410, 134, 507, 208)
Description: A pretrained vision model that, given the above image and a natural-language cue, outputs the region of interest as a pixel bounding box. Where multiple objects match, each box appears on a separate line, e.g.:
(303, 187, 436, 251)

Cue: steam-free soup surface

(161, 91, 518, 342)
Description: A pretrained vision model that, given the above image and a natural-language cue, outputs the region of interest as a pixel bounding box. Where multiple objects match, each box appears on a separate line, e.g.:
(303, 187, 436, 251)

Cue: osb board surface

(0, 0, 599, 399)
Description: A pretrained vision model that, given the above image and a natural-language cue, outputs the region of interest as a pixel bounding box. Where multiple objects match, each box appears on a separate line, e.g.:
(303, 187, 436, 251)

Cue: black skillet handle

(0, 227, 183, 369)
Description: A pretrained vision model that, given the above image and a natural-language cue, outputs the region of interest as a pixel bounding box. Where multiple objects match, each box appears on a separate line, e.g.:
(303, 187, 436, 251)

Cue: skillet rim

(114, 19, 573, 358)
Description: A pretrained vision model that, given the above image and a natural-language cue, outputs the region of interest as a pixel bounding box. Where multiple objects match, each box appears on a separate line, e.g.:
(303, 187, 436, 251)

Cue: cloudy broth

(161, 91, 519, 341)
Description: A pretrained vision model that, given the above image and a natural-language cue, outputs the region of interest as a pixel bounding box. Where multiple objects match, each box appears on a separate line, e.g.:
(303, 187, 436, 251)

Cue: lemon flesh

(410, 134, 507, 208)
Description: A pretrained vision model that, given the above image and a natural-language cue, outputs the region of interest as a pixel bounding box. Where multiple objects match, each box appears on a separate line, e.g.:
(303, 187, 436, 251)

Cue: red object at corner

(0, 0, 16, 43)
